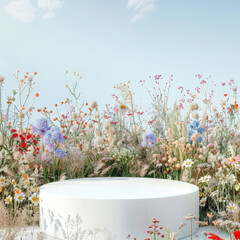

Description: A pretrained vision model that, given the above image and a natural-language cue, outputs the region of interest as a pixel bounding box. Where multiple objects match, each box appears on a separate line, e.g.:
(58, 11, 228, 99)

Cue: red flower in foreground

(208, 232, 240, 240)
(11, 129, 17, 133)
(12, 133, 18, 138)
(234, 231, 240, 240)
(19, 134, 25, 141)
(21, 142, 27, 148)
(208, 233, 223, 240)
(26, 134, 32, 140)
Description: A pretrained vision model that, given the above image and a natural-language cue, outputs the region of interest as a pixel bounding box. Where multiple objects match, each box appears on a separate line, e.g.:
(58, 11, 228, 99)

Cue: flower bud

(28, 76, 33, 82)
(0, 75, 5, 82)
(18, 112, 25, 119)
(6, 96, 12, 101)
(91, 101, 97, 109)
(232, 86, 238, 92)
(72, 113, 78, 119)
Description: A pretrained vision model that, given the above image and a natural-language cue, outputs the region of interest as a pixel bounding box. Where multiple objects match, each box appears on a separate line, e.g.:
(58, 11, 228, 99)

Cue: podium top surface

(40, 177, 198, 200)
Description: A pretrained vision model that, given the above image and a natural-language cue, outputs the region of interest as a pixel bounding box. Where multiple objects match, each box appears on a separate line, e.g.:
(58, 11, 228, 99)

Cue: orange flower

(15, 189, 21, 195)
(23, 174, 29, 180)
(33, 72, 37, 75)
(35, 93, 39, 97)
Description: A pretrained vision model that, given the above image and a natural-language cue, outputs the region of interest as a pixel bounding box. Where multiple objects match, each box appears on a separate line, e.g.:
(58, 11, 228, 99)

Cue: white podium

(40, 177, 199, 239)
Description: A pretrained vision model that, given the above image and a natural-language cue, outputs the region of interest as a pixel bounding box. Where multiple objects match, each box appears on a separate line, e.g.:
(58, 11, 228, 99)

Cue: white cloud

(38, 0, 63, 19)
(127, 0, 140, 9)
(130, 13, 144, 23)
(42, 10, 55, 19)
(4, 0, 36, 23)
(127, 0, 156, 23)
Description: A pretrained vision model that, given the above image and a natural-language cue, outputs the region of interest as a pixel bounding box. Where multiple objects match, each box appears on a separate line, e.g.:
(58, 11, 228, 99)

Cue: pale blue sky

(0, 0, 240, 112)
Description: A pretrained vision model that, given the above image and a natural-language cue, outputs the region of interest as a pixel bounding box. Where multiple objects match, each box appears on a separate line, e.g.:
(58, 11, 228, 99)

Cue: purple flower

(45, 142, 56, 152)
(54, 148, 66, 158)
(36, 118, 49, 130)
(43, 131, 53, 144)
(51, 129, 65, 144)
(31, 118, 50, 136)
(142, 132, 157, 148)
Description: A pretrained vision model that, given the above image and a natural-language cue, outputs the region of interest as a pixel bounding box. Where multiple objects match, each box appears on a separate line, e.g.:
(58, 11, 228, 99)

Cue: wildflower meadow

(0, 71, 239, 240)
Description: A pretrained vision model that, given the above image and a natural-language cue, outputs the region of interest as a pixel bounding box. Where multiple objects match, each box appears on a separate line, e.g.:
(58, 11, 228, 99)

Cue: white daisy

(182, 159, 193, 168)
(200, 197, 207, 207)
(0, 176, 6, 186)
(33, 187, 39, 193)
(5, 195, 12, 205)
(226, 203, 237, 213)
(14, 192, 25, 203)
(23, 179, 30, 188)
(118, 104, 128, 114)
(199, 175, 211, 183)
(218, 196, 227, 203)
(29, 193, 39, 206)
(12, 179, 17, 186)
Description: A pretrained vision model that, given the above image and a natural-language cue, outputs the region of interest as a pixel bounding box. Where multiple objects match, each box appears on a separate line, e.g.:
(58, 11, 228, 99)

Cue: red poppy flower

(12, 133, 18, 138)
(11, 129, 17, 133)
(234, 231, 240, 240)
(19, 134, 25, 141)
(26, 134, 32, 140)
(208, 233, 223, 240)
(33, 140, 38, 144)
(21, 142, 27, 148)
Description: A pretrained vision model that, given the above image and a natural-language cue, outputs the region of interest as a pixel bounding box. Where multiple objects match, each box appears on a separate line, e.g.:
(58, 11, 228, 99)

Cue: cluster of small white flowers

(2, 174, 40, 206)
(112, 146, 138, 160)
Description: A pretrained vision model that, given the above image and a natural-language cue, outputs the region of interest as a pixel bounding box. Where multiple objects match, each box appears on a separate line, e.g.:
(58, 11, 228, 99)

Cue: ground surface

(9, 226, 230, 240)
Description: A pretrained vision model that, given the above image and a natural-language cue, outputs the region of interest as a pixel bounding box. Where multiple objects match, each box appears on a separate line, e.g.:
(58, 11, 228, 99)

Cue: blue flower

(51, 129, 65, 144)
(191, 120, 200, 129)
(43, 131, 53, 145)
(197, 136, 202, 142)
(187, 120, 204, 143)
(31, 118, 50, 136)
(36, 118, 49, 130)
(54, 148, 66, 159)
(142, 132, 157, 148)
(197, 127, 204, 134)
(45, 142, 56, 152)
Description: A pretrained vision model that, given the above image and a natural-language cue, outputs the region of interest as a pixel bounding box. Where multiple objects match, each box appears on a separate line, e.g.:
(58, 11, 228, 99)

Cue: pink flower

(41, 152, 48, 161)
(225, 155, 240, 165)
